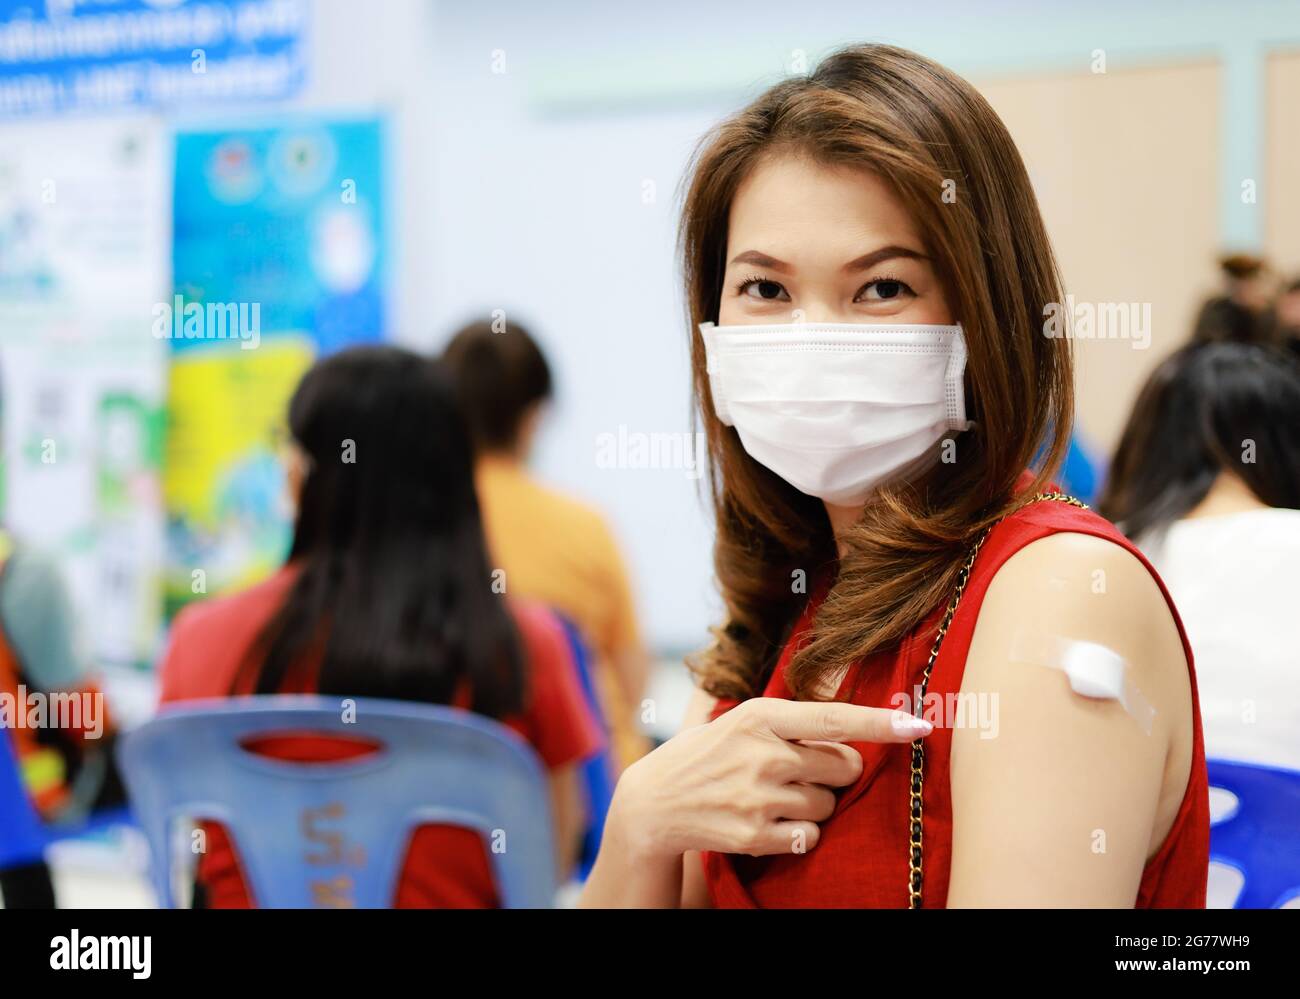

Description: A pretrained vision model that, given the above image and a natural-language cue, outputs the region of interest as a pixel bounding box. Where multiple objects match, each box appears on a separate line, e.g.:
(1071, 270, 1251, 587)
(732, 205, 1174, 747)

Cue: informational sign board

(0, 0, 308, 117)
(0, 115, 167, 669)
(164, 116, 387, 616)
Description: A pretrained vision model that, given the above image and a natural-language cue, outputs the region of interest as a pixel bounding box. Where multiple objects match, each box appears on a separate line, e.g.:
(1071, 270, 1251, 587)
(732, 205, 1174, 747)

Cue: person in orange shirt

(442, 320, 649, 770)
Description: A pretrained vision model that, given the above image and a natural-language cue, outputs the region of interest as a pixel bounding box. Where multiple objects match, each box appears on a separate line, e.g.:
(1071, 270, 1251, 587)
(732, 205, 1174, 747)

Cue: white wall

(403, 0, 1300, 655)
(7, 0, 1295, 658)
(294, 0, 1300, 656)
(239, 0, 722, 655)
(417, 4, 725, 655)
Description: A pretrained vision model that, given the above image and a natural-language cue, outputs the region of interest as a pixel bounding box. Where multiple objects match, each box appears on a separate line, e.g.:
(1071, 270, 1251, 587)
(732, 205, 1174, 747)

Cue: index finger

(756, 699, 933, 744)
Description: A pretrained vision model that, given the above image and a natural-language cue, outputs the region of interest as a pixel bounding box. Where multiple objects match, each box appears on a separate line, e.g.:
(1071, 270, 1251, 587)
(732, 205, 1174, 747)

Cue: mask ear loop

(945, 322, 975, 432)
(698, 322, 734, 426)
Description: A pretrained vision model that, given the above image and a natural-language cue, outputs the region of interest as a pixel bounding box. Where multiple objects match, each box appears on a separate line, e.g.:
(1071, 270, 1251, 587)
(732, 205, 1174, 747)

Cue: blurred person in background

(1100, 341, 1300, 771)
(1217, 253, 1273, 315)
(157, 346, 602, 907)
(442, 321, 650, 771)
(0, 385, 126, 908)
(1264, 275, 1300, 362)
(1190, 254, 1275, 346)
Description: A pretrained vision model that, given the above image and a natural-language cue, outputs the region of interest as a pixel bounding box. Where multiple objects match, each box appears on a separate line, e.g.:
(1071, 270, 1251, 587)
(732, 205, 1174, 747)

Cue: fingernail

(891, 713, 933, 737)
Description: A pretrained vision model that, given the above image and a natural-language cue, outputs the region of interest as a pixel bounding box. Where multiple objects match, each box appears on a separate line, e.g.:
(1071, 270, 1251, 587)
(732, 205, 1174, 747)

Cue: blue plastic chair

(118, 696, 557, 908)
(1207, 758, 1300, 908)
(0, 728, 133, 872)
(554, 615, 617, 880)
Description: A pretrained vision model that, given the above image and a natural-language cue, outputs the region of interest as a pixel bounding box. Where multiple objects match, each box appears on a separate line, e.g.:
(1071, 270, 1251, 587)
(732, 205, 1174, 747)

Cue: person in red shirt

(580, 44, 1208, 908)
(158, 346, 603, 907)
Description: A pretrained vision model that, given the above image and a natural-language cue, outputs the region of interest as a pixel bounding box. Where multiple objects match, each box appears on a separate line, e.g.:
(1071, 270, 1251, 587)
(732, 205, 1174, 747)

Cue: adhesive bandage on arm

(1008, 632, 1156, 735)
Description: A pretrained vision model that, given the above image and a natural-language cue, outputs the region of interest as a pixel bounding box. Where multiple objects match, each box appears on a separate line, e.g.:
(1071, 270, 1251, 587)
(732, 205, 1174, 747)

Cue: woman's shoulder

(506, 597, 569, 649)
(984, 491, 1173, 631)
(504, 597, 582, 688)
(170, 565, 300, 640)
(986, 528, 1168, 620)
(973, 488, 1190, 690)
(159, 566, 299, 702)
(981, 493, 1152, 591)
(996, 490, 1121, 541)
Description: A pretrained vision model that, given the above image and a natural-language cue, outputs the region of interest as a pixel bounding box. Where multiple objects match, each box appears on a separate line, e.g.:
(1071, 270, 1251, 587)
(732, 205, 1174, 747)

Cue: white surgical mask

(700, 321, 973, 506)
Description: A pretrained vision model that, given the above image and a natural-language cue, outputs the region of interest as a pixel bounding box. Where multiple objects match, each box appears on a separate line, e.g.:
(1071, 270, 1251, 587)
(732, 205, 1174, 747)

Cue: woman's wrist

(579, 767, 685, 908)
(606, 762, 681, 862)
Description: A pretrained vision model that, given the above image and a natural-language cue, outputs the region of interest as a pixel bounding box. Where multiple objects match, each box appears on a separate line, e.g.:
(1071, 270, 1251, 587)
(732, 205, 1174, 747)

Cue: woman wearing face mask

(580, 44, 1208, 908)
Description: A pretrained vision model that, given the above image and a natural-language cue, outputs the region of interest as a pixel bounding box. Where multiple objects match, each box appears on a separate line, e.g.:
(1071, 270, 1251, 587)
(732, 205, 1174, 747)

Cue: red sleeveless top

(702, 493, 1210, 908)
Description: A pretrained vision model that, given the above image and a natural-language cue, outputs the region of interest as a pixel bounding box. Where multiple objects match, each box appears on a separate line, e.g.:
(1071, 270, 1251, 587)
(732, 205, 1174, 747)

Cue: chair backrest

(0, 727, 49, 869)
(118, 696, 557, 908)
(1207, 758, 1300, 908)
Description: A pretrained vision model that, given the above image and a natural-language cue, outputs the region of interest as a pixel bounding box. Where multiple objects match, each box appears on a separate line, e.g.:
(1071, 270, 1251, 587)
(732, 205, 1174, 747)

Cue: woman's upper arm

(946, 531, 1191, 907)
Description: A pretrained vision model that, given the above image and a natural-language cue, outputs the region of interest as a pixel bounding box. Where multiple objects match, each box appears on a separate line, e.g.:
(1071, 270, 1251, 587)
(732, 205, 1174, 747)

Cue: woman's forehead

(726, 154, 924, 264)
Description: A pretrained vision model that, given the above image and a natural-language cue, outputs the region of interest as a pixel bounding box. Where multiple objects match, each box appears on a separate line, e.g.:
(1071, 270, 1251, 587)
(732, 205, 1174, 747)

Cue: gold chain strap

(907, 490, 1089, 909)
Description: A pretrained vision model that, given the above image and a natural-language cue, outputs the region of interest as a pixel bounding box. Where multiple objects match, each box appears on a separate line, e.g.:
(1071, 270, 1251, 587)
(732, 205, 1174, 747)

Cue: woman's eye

(857, 279, 914, 302)
(739, 278, 789, 302)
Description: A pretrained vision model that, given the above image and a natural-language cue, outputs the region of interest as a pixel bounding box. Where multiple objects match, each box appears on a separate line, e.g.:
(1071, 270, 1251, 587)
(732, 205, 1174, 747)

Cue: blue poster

(164, 116, 387, 614)
(0, 0, 308, 116)
(171, 117, 387, 354)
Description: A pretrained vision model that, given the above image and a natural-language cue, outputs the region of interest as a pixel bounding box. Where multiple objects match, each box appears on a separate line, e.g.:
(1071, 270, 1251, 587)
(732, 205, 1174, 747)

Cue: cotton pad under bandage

(1008, 633, 1156, 735)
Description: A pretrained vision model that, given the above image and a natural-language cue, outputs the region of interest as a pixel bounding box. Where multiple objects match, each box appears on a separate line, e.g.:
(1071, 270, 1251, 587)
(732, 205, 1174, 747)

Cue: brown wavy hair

(680, 44, 1074, 701)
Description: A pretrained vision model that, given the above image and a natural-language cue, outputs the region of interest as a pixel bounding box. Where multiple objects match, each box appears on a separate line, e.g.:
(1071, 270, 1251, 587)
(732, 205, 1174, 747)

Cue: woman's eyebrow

(842, 246, 928, 272)
(728, 249, 793, 273)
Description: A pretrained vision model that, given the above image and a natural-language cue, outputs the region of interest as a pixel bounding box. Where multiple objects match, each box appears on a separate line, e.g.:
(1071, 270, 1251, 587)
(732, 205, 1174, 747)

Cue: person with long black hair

(158, 346, 602, 907)
(1100, 341, 1300, 770)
